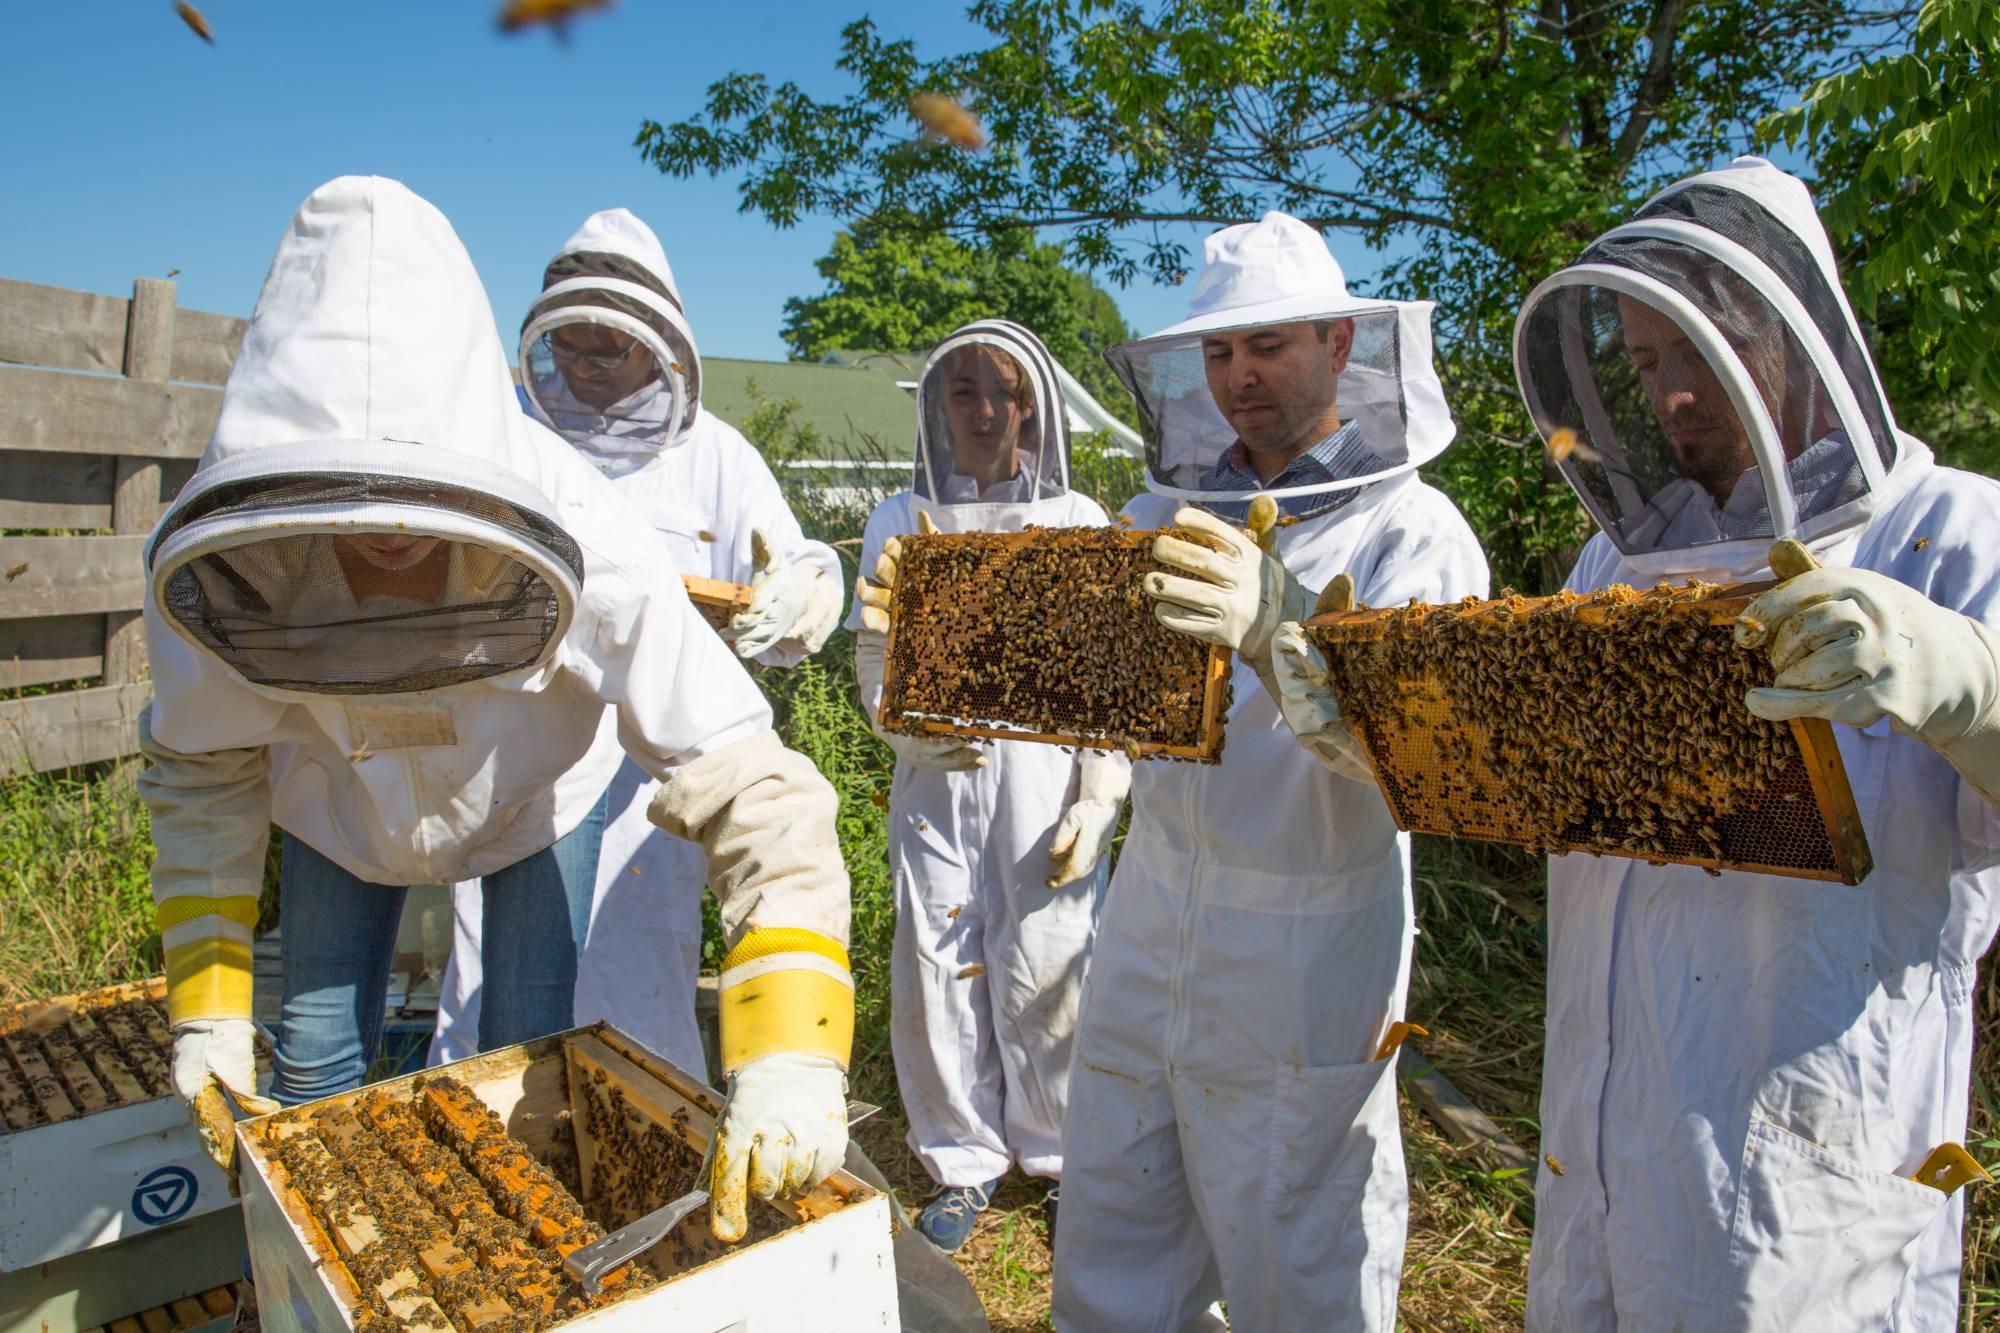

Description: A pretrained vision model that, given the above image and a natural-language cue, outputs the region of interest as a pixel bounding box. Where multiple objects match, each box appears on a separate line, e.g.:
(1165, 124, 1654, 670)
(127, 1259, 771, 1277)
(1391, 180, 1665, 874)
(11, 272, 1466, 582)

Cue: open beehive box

(1306, 580, 1873, 883)
(1, 978, 238, 1272)
(880, 527, 1232, 761)
(237, 1023, 896, 1332)
(681, 574, 752, 634)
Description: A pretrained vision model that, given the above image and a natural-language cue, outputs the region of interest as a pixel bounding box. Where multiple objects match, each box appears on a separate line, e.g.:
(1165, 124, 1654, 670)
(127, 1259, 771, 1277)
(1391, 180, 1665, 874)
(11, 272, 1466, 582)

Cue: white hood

(1515, 156, 1909, 583)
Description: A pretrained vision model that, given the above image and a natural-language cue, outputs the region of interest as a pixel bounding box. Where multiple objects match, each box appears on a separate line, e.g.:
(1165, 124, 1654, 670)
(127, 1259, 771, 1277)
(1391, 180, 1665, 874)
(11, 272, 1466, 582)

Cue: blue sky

(0, 1, 1204, 363)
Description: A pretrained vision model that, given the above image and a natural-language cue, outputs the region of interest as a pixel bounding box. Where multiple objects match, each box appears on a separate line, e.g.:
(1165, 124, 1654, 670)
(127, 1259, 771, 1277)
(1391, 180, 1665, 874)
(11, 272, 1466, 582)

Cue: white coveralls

(1055, 212, 1489, 1331)
(1511, 157, 2000, 1329)
(431, 210, 840, 1071)
(854, 320, 1120, 1187)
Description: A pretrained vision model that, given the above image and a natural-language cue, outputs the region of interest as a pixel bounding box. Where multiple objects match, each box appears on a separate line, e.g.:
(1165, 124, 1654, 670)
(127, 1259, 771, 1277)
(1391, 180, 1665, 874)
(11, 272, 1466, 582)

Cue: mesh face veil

(147, 442, 583, 696)
(915, 320, 1070, 506)
(519, 269, 701, 464)
(1515, 157, 1899, 575)
(1104, 212, 1456, 522)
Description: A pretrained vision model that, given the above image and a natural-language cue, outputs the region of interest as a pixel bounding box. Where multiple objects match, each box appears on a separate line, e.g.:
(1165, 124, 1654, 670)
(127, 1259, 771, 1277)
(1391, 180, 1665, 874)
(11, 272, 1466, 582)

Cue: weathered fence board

(0, 278, 245, 385)
(0, 683, 151, 777)
(0, 536, 150, 620)
(0, 366, 220, 460)
(0, 614, 105, 691)
(0, 450, 196, 532)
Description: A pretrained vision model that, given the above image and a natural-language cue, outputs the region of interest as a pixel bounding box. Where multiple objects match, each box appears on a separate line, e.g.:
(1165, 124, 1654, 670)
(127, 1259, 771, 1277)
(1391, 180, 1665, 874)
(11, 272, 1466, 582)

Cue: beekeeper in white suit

(143, 176, 853, 1243)
(850, 319, 1128, 1252)
(1051, 213, 1488, 1330)
(430, 208, 842, 1073)
(1275, 157, 2000, 1328)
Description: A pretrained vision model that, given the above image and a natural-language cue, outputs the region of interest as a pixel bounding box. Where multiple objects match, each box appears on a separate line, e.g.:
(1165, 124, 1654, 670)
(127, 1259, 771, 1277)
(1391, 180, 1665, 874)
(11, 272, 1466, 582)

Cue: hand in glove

(855, 509, 939, 635)
(1736, 540, 2000, 805)
(710, 1052, 849, 1242)
(724, 529, 843, 659)
(1145, 496, 1311, 668)
(173, 1017, 279, 1174)
(1270, 621, 1374, 782)
(1047, 750, 1131, 889)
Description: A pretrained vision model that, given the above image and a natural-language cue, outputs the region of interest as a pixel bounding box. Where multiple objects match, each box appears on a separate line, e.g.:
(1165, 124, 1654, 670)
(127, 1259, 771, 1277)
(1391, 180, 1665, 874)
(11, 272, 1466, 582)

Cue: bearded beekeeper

(430, 208, 842, 1074)
(1050, 213, 1488, 1330)
(142, 176, 853, 1242)
(1275, 156, 2000, 1328)
(849, 320, 1127, 1252)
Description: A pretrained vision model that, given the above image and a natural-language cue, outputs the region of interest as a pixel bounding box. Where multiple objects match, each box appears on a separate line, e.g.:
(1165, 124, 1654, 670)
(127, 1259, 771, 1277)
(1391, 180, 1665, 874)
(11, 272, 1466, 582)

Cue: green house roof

(700, 356, 916, 455)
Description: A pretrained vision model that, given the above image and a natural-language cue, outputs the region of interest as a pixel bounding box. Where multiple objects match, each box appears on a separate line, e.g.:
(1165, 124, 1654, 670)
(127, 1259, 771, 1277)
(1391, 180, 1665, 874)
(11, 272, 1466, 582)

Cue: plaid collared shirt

(1196, 420, 1393, 521)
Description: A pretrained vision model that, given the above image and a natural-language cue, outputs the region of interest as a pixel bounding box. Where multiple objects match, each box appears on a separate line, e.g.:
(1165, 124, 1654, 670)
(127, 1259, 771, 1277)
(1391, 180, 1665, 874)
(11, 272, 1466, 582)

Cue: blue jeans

(270, 792, 608, 1106)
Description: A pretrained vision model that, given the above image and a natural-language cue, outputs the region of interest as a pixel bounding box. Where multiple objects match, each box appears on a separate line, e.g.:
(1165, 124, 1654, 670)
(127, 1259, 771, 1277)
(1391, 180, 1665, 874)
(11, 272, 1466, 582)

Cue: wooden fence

(0, 277, 246, 776)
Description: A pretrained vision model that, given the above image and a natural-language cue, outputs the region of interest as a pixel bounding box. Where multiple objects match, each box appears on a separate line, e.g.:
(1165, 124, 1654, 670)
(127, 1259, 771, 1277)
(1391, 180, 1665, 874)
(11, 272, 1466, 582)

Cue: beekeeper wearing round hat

(1273, 156, 2000, 1327)
(849, 319, 1128, 1252)
(429, 208, 842, 1075)
(144, 176, 853, 1242)
(1050, 214, 1488, 1330)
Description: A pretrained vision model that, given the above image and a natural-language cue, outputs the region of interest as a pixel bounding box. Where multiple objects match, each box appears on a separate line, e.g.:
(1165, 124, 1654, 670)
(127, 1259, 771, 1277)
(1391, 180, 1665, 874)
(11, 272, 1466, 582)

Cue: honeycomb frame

(682, 574, 751, 634)
(1307, 582, 1873, 884)
(879, 527, 1232, 763)
(1, 977, 177, 1133)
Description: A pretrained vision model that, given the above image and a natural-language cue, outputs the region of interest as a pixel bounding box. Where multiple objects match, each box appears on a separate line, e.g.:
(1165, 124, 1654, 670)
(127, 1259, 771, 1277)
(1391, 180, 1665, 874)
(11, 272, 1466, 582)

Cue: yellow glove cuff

(717, 927, 854, 1075)
(163, 934, 255, 1024)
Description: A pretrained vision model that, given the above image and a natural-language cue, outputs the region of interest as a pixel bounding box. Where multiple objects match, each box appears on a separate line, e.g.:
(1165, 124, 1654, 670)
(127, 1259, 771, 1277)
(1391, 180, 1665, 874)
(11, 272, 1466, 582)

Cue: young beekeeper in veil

(142, 176, 853, 1242)
(1273, 156, 2000, 1328)
(1051, 213, 1488, 1331)
(850, 319, 1129, 1253)
(429, 208, 843, 1075)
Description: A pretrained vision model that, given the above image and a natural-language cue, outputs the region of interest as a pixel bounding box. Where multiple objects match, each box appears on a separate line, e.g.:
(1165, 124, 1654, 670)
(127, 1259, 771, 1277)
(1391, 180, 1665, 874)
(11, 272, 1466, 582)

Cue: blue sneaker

(916, 1177, 1002, 1253)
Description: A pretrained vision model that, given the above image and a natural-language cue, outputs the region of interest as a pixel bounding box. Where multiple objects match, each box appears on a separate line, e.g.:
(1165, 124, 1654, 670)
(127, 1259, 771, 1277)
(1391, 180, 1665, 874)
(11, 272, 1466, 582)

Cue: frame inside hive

(879, 527, 1232, 762)
(239, 1024, 871, 1330)
(682, 574, 752, 633)
(1, 978, 178, 1134)
(1306, 582, 1872, 884)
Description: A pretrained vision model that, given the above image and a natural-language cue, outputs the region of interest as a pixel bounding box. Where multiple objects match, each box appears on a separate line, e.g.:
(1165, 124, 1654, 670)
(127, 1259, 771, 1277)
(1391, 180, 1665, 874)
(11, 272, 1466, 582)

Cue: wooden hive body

(881, 527, 1231, 761)
(238, 1024, 898, 1332)
(0, 978, 239, 1273)
(1307, 582, 1872, 883)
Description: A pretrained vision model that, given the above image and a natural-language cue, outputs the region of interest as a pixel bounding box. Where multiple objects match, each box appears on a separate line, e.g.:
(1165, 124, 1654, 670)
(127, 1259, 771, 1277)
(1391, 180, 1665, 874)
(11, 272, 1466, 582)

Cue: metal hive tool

(1305, 581, 1873, 884)
(880, 527, 1232, 762)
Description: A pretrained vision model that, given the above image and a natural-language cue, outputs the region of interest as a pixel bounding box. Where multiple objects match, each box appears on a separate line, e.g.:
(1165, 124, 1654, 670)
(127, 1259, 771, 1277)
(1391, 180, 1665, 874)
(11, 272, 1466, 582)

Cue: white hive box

(0, 978, 238, 1273)
(239, 1023, 901, 1332)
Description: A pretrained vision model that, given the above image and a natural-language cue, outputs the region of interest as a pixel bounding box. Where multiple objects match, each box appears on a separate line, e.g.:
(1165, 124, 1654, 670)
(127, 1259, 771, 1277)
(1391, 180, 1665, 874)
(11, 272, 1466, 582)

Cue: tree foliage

(781, 219, 1137, 418)
(1764, 0, 2000, 412)
(640, 0, 1924, 590)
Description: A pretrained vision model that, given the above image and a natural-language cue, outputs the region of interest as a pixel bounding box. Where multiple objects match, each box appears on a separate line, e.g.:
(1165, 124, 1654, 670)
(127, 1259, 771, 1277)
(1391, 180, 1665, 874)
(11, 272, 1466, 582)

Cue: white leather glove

(724, 529, 843, 659)
(1047, 749, 1131, 888)
(1146, 501, 1311, 668)
(1736, 552, 2000, 807)
(171, 1018, 278, 1117)
(710, 1052, 849, 1242)
(1270, 621, 1375, 782)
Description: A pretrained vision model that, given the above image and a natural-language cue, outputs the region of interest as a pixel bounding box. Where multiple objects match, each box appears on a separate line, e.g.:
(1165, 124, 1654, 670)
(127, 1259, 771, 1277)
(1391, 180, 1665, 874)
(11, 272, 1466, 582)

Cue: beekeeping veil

(1105, 211, 1455, 521)
(518, 208, 702, 476)
(1515, 156, 1903, 583)
(912, 319, 1072, 531)
(146, 176, 585, 697)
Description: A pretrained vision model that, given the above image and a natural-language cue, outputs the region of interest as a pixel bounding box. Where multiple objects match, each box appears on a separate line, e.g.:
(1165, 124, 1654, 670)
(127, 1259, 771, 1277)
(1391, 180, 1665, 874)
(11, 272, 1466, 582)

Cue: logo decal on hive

(132, 1164, 199, 1226)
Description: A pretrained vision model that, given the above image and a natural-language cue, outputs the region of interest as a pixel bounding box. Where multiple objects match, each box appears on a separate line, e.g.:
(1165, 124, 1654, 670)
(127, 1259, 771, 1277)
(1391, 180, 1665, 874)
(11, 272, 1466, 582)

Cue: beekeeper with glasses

(1051, 213, 1488, 1331)
(850, 320, 1128, 1253)
(143, 176, 853, 1243)
(429, 208, 842, 1079)
(1273, 157, 2000, 1329)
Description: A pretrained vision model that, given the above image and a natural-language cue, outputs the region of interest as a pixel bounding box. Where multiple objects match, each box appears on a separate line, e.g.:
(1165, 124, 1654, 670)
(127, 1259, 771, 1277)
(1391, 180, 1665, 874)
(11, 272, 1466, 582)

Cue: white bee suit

(1514, 157, 2000, 1329)
(432, 208, 839, 1071)
(852, 320, 1122, 1187)
(1056, 210, 1488, 1332)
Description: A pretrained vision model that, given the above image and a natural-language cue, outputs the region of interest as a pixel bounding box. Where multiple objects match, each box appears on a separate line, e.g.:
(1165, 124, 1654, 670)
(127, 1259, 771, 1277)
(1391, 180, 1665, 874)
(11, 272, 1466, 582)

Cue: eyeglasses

(549, 339, 640, 371)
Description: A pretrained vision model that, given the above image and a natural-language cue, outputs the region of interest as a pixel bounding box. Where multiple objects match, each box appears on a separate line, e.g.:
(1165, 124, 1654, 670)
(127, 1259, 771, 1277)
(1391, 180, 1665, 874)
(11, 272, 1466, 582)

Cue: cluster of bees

(260, 1075, 650, 1331)
(1313, 582, 1832, 869)
(882, 527, 1227, 758)
(0, 993, 175, 1131)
